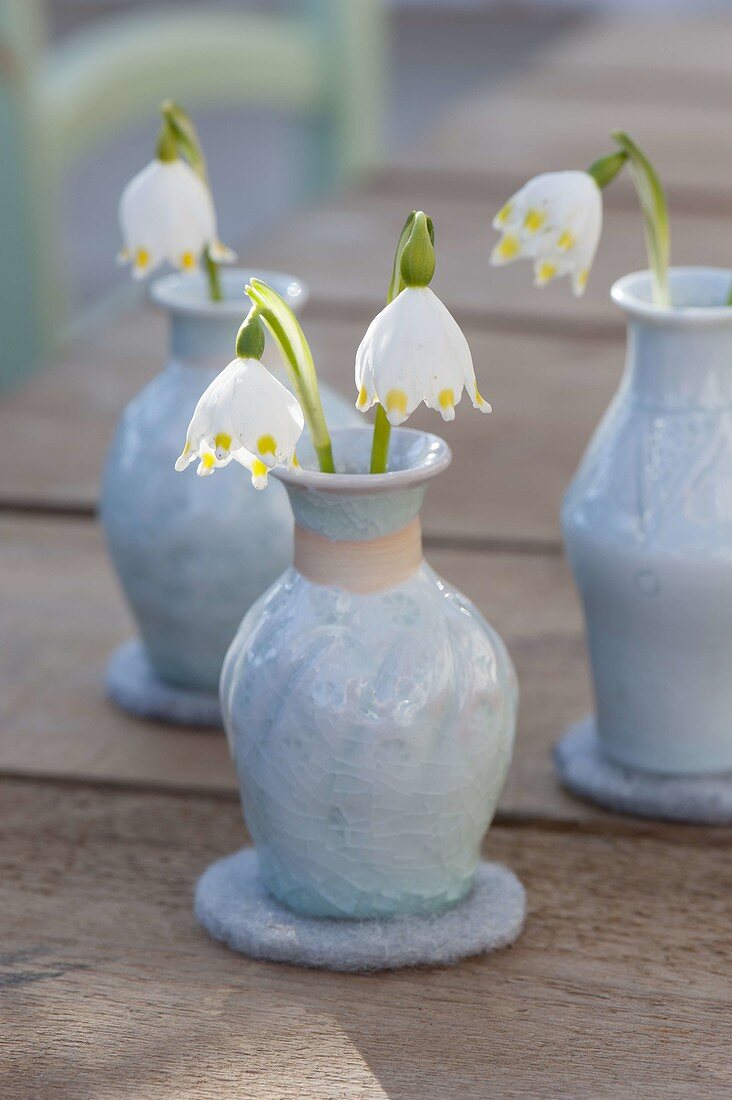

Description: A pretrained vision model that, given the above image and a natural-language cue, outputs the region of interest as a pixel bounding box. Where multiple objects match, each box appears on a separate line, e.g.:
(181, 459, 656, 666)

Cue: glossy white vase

(101, 268, 359, 693)
(563, 268, 732, 775)
(221, 427, 518, 919)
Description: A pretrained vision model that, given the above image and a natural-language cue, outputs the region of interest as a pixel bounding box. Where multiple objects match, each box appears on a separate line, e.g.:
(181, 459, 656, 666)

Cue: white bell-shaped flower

(118, 157, 234, 279)
(175, 316, 304, 489)
(355, 286, 491, 425)
(490, 170, 602, 296)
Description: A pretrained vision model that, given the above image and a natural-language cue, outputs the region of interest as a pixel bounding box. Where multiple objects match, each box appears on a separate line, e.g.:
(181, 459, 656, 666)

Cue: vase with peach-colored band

(220, 426, 518, 919)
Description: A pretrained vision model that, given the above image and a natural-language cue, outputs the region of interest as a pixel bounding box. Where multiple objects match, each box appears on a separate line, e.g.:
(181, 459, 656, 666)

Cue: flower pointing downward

(356, 212, 491, 426)
(490, 170, 602, 296)
(175, 311, 304, 489)
(118, 106, 234, 280)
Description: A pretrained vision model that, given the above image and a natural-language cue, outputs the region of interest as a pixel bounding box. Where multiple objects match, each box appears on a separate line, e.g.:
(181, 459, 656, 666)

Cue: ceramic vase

(562, 268, 732, 775)
(101, 268, 359, 701)
(221, 427, 518, 919)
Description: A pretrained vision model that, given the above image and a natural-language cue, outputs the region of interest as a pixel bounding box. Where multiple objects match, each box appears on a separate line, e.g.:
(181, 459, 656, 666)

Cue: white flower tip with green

(490, 170, 602, 297)
(355, 287, 491, 426)
(175, 313, 304, 489)
(118, 111, 235, 281)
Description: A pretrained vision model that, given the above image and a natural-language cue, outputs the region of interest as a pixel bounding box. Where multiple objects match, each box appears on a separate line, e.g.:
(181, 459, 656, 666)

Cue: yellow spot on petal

(577, 268, 589, 290)
(385, 389, 408, 416)
(557, 229, 576, 252)
(438, 388, 454, 411)
(257, 434, 276, 457)
(357, 385, 369, 409)
(292, 453, 300, 469)
(536, 262, 557, 285)
(252, 459, 268, 478)
(523, 208, 546, 234)
(181, 251, 196, 271)
(135, 248, 150, 270)
(497, 234, 520, 261)
(496, 201, 513, 226)
(214, 432, 231, 452)
(201, 452, 215, 470)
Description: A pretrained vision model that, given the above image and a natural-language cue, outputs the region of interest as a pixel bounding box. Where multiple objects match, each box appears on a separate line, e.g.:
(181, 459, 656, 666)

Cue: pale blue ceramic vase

(563, 268, 732, 775)
(221, 427, 518, 919)
(101, 268, 359, 696)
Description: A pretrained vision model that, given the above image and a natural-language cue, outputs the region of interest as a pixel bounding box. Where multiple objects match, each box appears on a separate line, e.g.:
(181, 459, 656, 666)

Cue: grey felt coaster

(195, 848, 526, 972)
(555, 717, 732, 825)
(106, 640, 223, 729)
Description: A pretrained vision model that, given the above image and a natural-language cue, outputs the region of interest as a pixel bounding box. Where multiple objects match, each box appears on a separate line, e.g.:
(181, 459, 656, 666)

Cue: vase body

(101, 269, 359, 692)
(562, 268, 732, 775)
(221, 428, 518, 919)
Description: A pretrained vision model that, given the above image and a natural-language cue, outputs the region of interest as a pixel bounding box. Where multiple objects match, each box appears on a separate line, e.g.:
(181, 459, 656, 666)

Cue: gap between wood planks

(1, 772, 730, 847)
(0, 500, 564, 558)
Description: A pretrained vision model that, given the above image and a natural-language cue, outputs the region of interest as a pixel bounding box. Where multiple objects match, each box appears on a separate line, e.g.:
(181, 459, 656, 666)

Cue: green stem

(370, 405, 392, 475)
(204, 248, 223, 303)
(246, 278, 334, 473)
(612, 131, 671, 308)
(369, 211, 435, 474)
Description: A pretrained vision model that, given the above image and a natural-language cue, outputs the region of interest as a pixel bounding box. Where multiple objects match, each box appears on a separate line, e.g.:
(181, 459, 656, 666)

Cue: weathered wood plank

(0, 306, 622, 542)
(391, 88, 732, 204)
(0, 515, 598, 824)
(542, 14, 732, 90)
(1, 779, 729, 1099)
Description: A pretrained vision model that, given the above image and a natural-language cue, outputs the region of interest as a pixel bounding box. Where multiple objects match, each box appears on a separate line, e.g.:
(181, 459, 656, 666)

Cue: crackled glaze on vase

(101, 269, 359, 692)
(563, 268, 732, 775)
(221, 428, 518, 919)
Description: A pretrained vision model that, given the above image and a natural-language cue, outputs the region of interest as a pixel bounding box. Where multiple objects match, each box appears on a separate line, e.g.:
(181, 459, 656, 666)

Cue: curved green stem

(612, 131, 671, 308)
(246, 278, 334, 473)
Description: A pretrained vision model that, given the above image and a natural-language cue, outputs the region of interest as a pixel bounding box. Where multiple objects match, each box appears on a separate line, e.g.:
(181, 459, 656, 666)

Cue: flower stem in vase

(611, 131, 671, 308)
(246, 278, 335, 474)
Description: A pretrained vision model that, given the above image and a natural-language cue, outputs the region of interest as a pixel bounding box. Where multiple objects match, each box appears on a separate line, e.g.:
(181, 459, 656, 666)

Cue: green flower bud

(156, 119, 178, 162)
(236, 309, 266, 360)
(587, 150, 628, 189)
(399, 211, 436, 288)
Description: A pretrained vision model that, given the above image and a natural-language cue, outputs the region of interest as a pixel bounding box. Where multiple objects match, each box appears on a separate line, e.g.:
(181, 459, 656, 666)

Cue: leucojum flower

(356, 211, 491, 473)
(490, 132, 671, 307)
(118, 101, 234, 294)
(490, 170, 602, 296)
(175, 310, 304, 489)
(177, 211, 491, 491)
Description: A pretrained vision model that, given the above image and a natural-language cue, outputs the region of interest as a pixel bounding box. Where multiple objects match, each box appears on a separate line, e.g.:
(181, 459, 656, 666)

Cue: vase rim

(149, 267, 309, 318)
(612, 267, 732, 324)
(274, 426, 452, 494)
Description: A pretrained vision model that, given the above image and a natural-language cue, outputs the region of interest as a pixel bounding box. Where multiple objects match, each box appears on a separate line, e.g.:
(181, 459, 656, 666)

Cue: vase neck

(294, 517, 423, 593)
(169, 310, 240, 368)
(625, 316, 732, 410)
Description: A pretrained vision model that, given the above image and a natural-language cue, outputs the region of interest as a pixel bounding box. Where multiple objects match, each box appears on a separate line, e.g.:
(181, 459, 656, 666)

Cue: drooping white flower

(355, 286, 491, 426)
(118, 157, 235, 280)
(490, 170, 602, 296)
(175, 356, 304, 489)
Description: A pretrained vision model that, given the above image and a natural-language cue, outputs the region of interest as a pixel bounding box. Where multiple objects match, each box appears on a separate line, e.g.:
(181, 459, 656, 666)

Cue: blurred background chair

(0, 0, 386, 389)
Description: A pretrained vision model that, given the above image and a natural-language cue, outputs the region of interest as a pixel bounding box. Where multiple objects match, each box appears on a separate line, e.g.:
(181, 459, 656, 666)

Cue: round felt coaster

(195, 848, 526, 972)
(106, 640, 223, 729)
(555, 717, 732, 825)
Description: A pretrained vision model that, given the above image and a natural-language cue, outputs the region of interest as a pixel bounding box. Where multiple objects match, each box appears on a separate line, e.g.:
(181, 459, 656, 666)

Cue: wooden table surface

(2, 14, 730, 1099)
